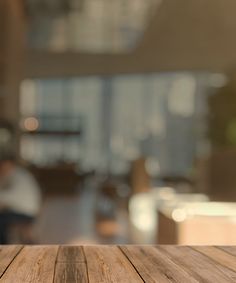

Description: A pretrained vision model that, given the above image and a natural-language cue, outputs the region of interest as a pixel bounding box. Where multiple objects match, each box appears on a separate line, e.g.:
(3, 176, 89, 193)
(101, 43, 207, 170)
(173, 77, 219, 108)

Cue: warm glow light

(23, 117, 39, 131)
(208, 73, 228, 88)
(129, 193, 156, 231)
(172, 208, 187, 222)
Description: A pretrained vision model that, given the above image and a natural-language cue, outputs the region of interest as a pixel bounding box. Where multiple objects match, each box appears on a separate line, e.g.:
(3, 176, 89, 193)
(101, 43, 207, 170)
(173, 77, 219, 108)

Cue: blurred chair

(130, 158, 150, 195)
(95, 177, 131, 243)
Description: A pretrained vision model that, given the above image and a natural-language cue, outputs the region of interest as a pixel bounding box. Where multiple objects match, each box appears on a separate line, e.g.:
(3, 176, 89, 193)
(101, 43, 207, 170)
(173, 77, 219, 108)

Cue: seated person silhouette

(0, 151, 41, 244)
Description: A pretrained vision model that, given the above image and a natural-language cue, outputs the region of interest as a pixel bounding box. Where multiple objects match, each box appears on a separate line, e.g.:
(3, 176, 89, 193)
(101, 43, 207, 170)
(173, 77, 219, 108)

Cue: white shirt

(0, 166, 41, 216)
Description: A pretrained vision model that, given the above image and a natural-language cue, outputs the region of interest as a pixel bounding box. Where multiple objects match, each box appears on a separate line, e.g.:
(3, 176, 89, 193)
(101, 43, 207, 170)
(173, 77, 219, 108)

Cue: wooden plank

(54, 246, 88, 283)
(121, 245, 199, 283)
(57, 246, 85, 263)
(1, 245, 236, 282)
(54, 263, 88, 283)
(159, 246, 236, 283)
(0, 246, 58, 283)
(193, 246, 236, 272)
(0, 245, 23, 277)
(218, 246, 236, 257)
(84, 246, 143, 283)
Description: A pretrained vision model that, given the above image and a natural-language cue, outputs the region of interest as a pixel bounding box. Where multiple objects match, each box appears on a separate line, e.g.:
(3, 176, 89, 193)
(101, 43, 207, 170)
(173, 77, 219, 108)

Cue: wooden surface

(1, 246, 236, 282)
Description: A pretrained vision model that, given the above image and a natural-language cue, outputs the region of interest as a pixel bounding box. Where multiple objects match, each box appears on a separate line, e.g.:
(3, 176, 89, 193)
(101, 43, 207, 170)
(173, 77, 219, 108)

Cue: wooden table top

(1, 245, 236, 282)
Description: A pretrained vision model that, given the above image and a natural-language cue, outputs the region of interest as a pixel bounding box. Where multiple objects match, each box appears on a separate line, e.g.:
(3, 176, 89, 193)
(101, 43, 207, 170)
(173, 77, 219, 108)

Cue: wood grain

(0, 245, 22, 277)
(121, 245, 199, 283)
(57, 246, 85, 263)
(54, 263, 88, 283)
(84, 246, 143, 283)
(159, 246, 236, 283)
(218, 246, 236, 257)
(193, 246, 236, 272)
(54, 245, 88, 283)
(1, 245, 236, 282)
(0, 246, 58, 283)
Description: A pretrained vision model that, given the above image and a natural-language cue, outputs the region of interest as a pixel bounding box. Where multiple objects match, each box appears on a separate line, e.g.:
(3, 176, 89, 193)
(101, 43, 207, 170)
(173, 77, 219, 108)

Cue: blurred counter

(158, 202, 236, 245)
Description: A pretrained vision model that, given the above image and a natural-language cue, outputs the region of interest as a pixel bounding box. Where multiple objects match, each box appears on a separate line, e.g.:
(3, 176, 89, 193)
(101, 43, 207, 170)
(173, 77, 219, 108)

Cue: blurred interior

(1, 0, 236, 245)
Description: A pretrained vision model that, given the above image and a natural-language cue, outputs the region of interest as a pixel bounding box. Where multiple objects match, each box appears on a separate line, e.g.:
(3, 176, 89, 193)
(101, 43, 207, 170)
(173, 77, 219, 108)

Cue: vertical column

(4, 0, 25, 122)
(0, 0, 26, 154)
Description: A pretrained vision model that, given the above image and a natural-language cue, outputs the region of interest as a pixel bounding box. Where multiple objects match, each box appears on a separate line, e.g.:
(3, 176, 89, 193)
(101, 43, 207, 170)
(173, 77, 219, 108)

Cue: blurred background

(1, 0, 236, 245)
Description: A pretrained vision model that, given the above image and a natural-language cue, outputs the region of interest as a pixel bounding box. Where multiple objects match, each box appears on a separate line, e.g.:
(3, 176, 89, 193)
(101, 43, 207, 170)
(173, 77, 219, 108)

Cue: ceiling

(25, 0, 236, 77)
(26, 0, 160, 52)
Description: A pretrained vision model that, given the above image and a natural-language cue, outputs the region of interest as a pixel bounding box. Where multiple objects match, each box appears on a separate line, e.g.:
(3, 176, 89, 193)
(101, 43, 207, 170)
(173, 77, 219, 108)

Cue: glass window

(20, 72, 223, 175)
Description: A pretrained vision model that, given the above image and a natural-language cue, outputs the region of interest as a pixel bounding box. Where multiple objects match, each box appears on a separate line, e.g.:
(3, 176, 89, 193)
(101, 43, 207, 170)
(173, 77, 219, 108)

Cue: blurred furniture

(8, 222, 35, 244)
(129, 189, 208, 244)
(20, 115, 83, 166)
(30, 164, 80, 196)
(95, 180, 118, 241)
(130, 158, 150, 195)
(159, 175, 194, 193)
(2, 245, 236, 282)
(95, 178, 130, 243)
(194, 157, 210, 194)
(158, 202, 236, 245)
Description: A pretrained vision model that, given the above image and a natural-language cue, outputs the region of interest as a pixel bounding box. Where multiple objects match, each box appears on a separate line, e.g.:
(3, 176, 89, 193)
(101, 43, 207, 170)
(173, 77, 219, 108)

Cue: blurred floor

(36, 185, 97, 244)
(35, 182, 130, 245)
